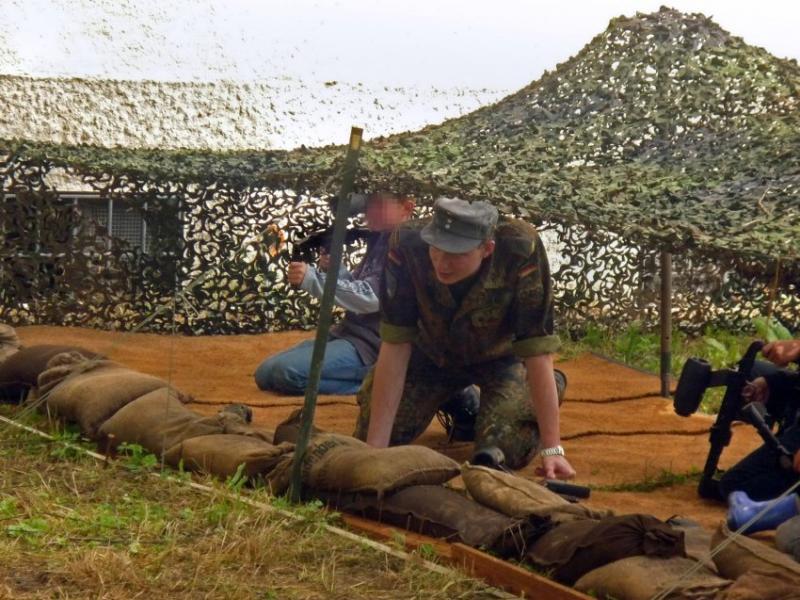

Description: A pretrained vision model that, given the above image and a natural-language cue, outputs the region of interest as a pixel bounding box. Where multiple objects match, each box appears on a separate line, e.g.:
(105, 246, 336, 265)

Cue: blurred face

(428, 240, 495, 285)
(364, 193, 415, 231)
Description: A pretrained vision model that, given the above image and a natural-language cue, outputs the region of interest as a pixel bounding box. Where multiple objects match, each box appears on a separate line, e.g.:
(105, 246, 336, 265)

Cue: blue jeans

(254, 339, 369, 395)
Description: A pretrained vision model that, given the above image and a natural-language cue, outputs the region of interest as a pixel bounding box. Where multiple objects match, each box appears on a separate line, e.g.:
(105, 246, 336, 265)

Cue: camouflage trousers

(354, 352, 564, 469)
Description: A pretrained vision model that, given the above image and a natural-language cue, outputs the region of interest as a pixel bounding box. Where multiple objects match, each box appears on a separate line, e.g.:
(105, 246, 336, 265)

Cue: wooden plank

(340, 513, 590, 600)
(340, 512, 454, 559)
(451, 543, 591, 600)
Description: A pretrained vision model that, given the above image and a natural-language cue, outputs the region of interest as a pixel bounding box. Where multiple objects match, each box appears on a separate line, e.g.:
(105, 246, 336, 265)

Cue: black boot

(555, 368, 568, 404)
(437, 385, 480, 442)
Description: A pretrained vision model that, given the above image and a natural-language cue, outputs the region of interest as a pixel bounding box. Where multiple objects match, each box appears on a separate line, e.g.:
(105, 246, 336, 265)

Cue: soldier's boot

(554, 368, 567, 405)
(437, 385, 480, 442)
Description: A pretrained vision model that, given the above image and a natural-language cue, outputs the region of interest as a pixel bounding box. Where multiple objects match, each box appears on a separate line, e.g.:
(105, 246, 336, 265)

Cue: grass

(560, 317, 795, 413)
(0, 409, 498, 600)
(591, 468, 702, 493)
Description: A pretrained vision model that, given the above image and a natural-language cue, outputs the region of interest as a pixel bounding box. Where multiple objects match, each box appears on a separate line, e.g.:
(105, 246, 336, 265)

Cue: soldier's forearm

(524, 353, 561, 449)
(366, 341, 412, 447)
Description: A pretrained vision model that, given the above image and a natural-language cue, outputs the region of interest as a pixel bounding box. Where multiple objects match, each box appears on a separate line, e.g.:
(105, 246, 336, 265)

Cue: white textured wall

(1, 75, 503, 151)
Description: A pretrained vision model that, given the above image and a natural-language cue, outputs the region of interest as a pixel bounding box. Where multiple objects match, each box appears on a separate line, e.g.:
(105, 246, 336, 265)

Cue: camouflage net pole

(289, 127, 363, 503)
(660, 250, 672, 397)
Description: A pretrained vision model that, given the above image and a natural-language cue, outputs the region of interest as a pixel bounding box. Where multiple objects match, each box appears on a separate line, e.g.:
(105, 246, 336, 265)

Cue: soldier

(354, 196, 575, 478)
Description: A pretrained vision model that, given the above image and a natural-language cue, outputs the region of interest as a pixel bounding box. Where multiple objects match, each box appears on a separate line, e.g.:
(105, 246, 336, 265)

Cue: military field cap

(420, 196, 499, 253)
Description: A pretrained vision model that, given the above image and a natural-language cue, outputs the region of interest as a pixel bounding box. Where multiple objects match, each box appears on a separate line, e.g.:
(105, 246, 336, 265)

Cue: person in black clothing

(722, 340, 800, 533)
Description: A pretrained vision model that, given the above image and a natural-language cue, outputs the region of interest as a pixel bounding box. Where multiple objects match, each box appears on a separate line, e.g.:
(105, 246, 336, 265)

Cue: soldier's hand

(742, 377, 769, 405)
(318, 250, 331, 272)
(537, 455, 576, 480)
(763, 340, 800, 367)
(287, 262, 308, 287)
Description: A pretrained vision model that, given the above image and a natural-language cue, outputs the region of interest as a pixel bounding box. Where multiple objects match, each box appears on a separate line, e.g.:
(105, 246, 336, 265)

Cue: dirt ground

(15, 326, 764, 530)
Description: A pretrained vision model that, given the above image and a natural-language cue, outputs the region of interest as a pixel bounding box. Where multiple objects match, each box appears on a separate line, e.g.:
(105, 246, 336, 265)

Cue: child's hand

(742, 377, 769, 405)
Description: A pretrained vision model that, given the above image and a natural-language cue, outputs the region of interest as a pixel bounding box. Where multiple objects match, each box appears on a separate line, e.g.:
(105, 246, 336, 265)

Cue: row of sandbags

(2, 327, 799, 598)
(0, 341, 459, 493)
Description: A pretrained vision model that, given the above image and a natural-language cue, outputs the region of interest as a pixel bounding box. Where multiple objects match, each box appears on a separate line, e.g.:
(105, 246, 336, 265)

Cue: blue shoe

(727, 491, 800, 534)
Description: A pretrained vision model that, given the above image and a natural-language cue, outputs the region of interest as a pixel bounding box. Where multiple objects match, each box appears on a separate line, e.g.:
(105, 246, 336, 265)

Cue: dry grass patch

(0, 411, 499, 599)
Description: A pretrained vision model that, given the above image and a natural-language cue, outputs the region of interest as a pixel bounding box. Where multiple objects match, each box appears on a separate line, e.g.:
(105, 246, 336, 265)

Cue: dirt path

(16, 326, 764, 529)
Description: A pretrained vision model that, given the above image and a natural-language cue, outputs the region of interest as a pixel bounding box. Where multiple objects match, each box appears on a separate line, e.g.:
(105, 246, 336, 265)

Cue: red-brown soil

(15, 326, 764, 529)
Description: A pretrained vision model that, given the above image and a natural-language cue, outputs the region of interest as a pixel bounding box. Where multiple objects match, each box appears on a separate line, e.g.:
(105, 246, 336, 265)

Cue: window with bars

(72, 195, 151, 252)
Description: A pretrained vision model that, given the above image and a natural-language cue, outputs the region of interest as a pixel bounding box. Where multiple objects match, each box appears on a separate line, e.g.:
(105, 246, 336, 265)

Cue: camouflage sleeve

(379, 229, 419, 344)
(510, 233, 561, 357)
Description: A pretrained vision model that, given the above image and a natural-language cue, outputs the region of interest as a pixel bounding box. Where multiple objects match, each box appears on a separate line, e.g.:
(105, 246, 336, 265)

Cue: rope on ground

(568, 392, 668, 403)
(562, 428, 714, 441)
(650, 477, 800, 600)
(184, 398, 358, 408)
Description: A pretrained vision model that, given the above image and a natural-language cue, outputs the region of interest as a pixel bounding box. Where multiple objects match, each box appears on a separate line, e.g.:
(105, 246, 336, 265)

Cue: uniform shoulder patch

(519, 263, 539, 279)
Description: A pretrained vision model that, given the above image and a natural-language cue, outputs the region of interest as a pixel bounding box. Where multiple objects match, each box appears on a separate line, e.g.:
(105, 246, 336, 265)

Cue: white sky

(0, 0, 798, 90)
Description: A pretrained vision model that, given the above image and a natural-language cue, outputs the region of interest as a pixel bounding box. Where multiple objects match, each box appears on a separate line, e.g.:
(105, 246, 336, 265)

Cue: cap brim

(420, 223, 484, 253)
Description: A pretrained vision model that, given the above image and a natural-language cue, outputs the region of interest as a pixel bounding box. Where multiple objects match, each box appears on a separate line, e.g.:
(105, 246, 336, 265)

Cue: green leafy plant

(7, 517, 49, 540)
(417, 543, 437, 561)
(0, 497, 17, 520)
(753, 316, 793, 342)
(117, 442, 159, 473)
(48, 428, 83, 460)
(225, 463, 248, 493)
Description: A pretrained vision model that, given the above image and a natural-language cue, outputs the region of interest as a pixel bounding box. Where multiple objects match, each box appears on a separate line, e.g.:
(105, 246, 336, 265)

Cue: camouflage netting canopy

(2, 6, 799, 334)
(6, 6, 800, 267)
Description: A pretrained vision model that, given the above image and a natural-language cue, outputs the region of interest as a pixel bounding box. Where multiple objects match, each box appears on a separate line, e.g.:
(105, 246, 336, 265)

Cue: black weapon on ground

(673, 340, 795, 500)
(740, 402, 795, 471)
(470, 445, 592, 501)
(290, 226, 373, 263)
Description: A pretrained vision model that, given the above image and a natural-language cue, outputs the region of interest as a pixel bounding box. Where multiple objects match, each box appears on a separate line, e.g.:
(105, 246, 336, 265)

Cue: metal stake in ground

(660, 249, 672, 398)
(289, 126, 363, 503)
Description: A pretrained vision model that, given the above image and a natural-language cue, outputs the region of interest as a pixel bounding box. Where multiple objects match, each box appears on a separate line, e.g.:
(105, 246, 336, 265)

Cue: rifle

(290, 226, 373, 263)
(674, 341, 796, 500)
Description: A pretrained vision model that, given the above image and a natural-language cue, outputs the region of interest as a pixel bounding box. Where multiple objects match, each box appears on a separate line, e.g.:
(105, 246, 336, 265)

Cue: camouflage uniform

(354, 217, 561, 468)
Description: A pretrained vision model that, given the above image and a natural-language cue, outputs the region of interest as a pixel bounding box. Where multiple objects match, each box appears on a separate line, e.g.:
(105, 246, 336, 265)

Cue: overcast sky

(1, 0, 798, 91)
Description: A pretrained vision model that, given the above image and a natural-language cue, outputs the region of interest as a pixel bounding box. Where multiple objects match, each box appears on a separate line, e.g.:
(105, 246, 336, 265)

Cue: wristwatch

(539, 445, 566, 458)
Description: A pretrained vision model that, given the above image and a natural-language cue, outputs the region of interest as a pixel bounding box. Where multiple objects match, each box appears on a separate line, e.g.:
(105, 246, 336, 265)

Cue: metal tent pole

(289, 126, 363, 502)
(659, 249, 672, 398)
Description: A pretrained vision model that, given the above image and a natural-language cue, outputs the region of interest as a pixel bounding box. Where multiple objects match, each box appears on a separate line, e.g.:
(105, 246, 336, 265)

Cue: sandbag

(41, 358, 166, 438)
(712, 522, 800, 580)
(264, 433, 373, 495)
(334, 485, 544, 559)
(218, 411, 275, 444)
(528, 514, 686, 585)
(266, 435, 459, 496)
(461, 463, 611, 524)
(163, 434, 294, 479)
(0, 344, 100, 402)
(98, 387, 225, 455)
(310, 443, 459, 495)
(273, 408, 321, 444)
(574, 555, 731, 600)
(717, 567, 800, 600)
(0, 324, 20, 363)
(776, 515, 800, 562)
(667, 517, 717, 573)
